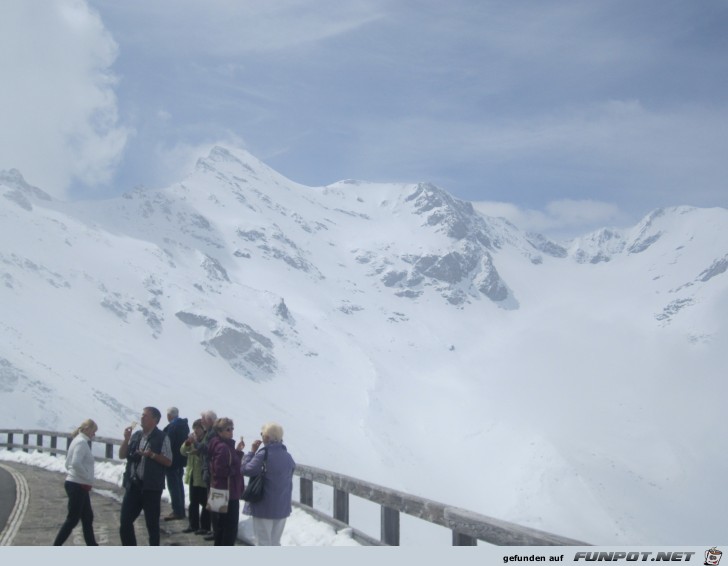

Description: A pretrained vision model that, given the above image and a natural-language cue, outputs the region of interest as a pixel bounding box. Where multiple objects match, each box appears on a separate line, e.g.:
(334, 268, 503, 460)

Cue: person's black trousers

(187, 485, 210, 531)
(213, 498, 240, 546)
(53, 481, 97, 546)
(119, 482, 162, 545)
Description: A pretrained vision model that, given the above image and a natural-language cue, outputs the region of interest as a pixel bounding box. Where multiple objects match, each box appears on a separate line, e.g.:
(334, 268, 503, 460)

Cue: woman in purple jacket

(241, 422, 296, 546)
(208, 418, 244, 546)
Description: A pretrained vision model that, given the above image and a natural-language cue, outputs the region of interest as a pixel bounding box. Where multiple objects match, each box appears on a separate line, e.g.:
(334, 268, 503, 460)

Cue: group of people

(53, 406, 296, 547)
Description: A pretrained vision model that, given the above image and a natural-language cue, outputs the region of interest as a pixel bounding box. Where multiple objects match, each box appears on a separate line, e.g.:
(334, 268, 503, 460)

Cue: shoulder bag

(241, 447, 267, 503)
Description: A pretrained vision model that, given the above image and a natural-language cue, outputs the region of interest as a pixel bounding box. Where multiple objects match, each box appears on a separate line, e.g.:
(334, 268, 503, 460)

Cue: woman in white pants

(241, 422, 296, 546)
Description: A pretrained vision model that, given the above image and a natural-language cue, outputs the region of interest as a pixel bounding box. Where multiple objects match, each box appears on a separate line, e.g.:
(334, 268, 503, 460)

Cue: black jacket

(164, 417, 190, 469)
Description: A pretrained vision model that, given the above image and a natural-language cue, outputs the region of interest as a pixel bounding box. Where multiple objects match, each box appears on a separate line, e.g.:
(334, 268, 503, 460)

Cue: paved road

(0, 461, 223, 546)
(0, 465, 15, 540)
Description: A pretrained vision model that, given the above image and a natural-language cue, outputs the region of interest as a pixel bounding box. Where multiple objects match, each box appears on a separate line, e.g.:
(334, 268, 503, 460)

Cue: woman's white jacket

(65, 432, 95, 485)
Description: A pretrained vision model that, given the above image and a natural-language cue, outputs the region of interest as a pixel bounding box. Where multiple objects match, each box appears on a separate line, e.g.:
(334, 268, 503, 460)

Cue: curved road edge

(0, 463, 29, 546)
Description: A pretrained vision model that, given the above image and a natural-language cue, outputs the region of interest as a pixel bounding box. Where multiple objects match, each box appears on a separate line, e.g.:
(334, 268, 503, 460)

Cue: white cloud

(349, 97, 728, 211)
(545, 199, 621, 226)
(473, 198, 625, 238)
(0, 0, 130, 198)
(100, 0, 385, 57)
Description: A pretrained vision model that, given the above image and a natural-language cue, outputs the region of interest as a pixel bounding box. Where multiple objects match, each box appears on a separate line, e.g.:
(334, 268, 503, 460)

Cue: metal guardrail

(0, 428, 123, 463)
(0, 428, 587, 546)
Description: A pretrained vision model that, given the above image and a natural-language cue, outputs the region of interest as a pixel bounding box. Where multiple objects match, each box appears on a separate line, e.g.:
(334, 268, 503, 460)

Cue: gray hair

(261, 422, 284, 443)
(201, 410, 217, 423)
(167, 407, 179, 418)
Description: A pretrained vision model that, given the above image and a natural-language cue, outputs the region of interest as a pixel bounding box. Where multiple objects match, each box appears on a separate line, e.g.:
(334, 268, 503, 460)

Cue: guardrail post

(105, 442, 114, 460)
(7, 432, 13, 449)
(453, 531, 477, 546)
(333, 488, 349, 524)
(23, 433, 29, 453)
(36, 433, 43, 451)
(381, 505, 399, 545)
(300, 477, 313, 507)
(50, 435, 58, 456)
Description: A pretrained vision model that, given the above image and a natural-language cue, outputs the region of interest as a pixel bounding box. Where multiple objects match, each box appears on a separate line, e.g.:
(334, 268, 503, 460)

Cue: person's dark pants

(165, 466, 186, 517)
(209, 510, 220, 539)
(119, 482, 163, 546)
(188, 485, 210, 531)
(214, 498, 239, 546)
(53, 481, 97, 546)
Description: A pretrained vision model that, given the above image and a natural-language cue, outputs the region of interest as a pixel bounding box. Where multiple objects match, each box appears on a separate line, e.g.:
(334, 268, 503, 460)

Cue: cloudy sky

(2, 0, 727, 237)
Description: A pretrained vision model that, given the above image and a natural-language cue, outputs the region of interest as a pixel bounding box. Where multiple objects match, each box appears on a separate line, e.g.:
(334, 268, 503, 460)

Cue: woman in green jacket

(180, 419, 211, 534)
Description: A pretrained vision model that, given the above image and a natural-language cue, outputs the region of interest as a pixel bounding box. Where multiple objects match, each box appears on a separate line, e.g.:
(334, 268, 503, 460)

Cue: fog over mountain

(1, 146, 725, 545)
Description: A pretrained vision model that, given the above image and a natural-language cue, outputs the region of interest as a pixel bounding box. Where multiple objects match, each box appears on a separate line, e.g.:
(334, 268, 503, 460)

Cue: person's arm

(241, 445, 266, 477)
(144, 450, 171, 467)
(80, 442, 96, 485)
(118, 426, 133, 459)
(65, 438, 80, 472)
(180, 440, 196, 456)
(142, 434, 172, 467)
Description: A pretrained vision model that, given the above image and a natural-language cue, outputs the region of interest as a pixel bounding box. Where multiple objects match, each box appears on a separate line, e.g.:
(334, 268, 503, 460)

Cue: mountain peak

(195, 145, 271, 173)
(206, 145, 255, 165)
(192, 145, 301, 192)
(0, 168, 53, 210)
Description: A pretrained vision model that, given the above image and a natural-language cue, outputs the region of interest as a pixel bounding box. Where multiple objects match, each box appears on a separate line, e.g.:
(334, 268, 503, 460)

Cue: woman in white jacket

(53, 419, 99, 546)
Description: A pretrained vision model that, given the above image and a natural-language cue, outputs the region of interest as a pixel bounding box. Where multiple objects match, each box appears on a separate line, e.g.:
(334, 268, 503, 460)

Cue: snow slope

(1, 146, 726, 545)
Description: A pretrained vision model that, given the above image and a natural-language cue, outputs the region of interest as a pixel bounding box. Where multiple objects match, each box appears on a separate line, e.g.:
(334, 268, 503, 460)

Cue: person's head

(192, 418, 204, 440)
(201, 410, 217, 429)
(141, 407, 162, 432)
(214, 418, 234, 440)
(167, 406, 179, 422)
(74, 419, 98, 439)
(260, 422, 284, 444)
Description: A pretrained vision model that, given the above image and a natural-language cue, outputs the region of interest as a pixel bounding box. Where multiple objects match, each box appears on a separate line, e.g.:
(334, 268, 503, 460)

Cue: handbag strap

(226, 444, 232, 490)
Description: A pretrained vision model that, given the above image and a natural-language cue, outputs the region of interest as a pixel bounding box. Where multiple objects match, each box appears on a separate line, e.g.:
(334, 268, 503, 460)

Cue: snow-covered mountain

(1, 146, 726, 545)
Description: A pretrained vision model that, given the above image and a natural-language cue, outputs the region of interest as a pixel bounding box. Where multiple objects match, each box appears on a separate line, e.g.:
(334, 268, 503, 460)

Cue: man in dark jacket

(163, 406, 190, 520)
(119, 406, 172, 545)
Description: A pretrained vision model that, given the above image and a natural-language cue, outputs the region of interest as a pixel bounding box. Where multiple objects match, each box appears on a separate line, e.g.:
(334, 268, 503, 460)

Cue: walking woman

(53, 419, 99, 546)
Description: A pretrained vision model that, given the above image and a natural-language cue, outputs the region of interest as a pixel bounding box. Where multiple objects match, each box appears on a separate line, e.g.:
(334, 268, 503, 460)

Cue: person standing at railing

(195, 409, 219, 542)
(180, 419, 211, 535)
(208, 418, 245, 546)
(53, 419, 99, 546)
(119, 406, 173, 546)
(241, 422, 295, 546)
(162, 406, 189, 521)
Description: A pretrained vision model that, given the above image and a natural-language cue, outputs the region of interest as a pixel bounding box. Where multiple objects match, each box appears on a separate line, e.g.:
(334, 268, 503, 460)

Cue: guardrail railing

(0, 428, 122, 462)
(0, 428, 587, 546)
